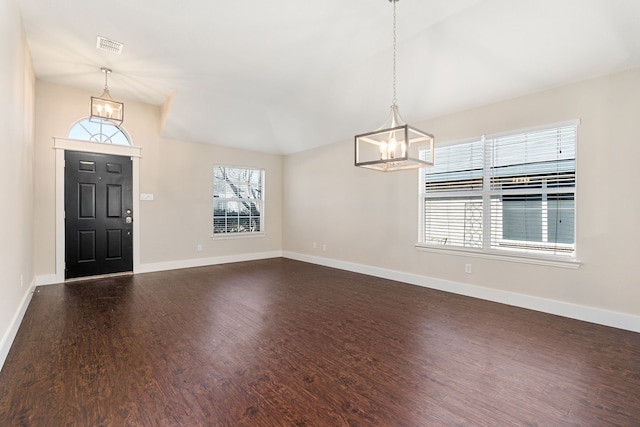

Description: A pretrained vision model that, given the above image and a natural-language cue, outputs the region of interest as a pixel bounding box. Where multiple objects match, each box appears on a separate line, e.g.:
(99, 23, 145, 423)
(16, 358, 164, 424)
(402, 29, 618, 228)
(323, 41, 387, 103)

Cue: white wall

(0, 0, 36, 369)
(283, 68, 640, 330)
(33, 81, 283, 280)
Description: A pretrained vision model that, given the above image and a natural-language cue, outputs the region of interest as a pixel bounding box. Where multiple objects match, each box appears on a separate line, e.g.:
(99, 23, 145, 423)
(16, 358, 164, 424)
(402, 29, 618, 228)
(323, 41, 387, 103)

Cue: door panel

(107, 185, 122, 217)
(79, 184, 96, 218)
(65, 151, 133, 279)
(106, 229, 123, 259)
(78, 230, 96, 262)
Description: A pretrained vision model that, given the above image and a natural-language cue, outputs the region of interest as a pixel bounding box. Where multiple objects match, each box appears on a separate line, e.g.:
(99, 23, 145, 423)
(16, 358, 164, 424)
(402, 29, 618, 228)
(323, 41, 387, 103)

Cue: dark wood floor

(0, 258, 639, 426)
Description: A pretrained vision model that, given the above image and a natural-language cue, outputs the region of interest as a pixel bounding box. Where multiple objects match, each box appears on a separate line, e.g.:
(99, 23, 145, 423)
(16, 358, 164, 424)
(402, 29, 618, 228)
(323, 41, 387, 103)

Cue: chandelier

(355, 0, 434, 171)
(90, 67, 124, 125)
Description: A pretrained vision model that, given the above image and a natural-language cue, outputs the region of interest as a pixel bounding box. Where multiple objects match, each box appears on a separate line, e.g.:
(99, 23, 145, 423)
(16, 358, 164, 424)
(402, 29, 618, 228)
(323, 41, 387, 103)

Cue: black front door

(65, 151, 133, 279)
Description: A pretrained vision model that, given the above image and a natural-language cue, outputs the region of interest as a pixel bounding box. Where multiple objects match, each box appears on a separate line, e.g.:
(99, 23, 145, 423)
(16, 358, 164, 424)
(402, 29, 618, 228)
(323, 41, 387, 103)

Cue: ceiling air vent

(96, 36, 124, 55)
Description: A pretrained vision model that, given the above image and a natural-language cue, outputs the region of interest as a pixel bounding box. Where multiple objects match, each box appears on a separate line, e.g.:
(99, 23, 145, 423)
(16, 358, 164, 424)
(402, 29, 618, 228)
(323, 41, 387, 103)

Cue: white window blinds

(422, 139, 484, 247)
(421, 123, 577, 258)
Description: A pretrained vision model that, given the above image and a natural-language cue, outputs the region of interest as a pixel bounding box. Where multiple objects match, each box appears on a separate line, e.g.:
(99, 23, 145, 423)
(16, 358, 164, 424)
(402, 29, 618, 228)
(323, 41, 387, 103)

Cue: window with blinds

(420, 123, 577, 258)
(213, 166, 264, 236)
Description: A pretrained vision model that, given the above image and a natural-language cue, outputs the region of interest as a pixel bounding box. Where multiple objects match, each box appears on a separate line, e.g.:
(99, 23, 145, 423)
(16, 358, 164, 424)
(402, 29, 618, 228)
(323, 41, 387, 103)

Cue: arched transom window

(68, 118, 131, 146)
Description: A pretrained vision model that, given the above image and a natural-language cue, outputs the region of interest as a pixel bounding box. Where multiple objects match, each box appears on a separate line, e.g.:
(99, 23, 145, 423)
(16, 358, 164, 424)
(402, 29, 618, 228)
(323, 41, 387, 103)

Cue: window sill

(211, 232, 266, 241)
(414, 243, 581, 269)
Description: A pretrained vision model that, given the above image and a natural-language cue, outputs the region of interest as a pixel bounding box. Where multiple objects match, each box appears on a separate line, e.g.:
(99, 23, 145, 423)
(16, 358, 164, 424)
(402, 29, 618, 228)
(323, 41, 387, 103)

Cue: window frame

(416, 121, 581, 269)
(212, 165, 265, 238)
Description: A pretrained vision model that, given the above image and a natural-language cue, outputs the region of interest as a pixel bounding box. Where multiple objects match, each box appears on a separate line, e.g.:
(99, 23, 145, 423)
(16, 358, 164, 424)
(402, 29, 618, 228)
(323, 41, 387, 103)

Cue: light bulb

(388, 137, 396, 159)
(380, 141, 388, 160)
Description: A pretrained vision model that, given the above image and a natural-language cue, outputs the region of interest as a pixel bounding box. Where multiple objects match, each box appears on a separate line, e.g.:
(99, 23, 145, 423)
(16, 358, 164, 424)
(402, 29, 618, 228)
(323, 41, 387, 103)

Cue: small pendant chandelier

(90, 67, 124, 125)
(355, 0, 434, 171)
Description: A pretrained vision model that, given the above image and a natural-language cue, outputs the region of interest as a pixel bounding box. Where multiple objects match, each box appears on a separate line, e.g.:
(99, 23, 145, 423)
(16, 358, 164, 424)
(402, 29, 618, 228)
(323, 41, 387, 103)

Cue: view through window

(213, 166, 264, 236)
(68, 118, 131, 146)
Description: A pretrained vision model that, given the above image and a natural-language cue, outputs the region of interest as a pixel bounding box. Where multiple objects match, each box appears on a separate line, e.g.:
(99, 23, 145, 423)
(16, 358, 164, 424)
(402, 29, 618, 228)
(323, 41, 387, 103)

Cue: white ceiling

(17, 0, 640, 155)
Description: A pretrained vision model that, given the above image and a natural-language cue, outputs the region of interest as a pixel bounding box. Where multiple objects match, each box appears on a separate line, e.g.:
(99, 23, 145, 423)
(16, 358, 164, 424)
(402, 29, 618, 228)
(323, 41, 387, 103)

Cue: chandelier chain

(392, 0, 397, 106)
(101, 67, 112, 93)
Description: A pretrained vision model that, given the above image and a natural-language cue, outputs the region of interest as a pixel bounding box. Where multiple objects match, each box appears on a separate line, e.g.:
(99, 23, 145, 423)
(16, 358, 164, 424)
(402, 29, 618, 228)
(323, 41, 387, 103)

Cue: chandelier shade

(354, 0, 434, 171)
(90, 67, 124, 125)
(355, 105, 434, 171)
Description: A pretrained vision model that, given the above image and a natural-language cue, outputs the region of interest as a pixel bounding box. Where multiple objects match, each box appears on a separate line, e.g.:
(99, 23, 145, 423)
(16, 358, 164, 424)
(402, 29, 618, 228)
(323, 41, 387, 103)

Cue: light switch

(140, 193, 154, 201)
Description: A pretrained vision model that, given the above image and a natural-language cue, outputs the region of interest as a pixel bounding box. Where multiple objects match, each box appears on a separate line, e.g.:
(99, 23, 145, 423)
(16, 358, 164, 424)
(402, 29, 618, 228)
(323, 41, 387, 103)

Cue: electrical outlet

(313, 242, 317, 249)
(465, 263, 472, 274)
(322, 244, 327, 251)
(197, 244, 203, 252)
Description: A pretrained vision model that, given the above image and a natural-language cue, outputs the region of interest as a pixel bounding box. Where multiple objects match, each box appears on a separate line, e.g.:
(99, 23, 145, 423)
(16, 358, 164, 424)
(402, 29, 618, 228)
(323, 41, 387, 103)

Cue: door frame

(54, 137, 142, 283)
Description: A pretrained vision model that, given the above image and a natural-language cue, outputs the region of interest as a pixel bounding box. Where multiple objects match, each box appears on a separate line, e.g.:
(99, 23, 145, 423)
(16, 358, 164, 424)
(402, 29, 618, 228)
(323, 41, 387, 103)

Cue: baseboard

(136, 250, 284, 274)
(0, 281, 35, 372)
(283, 251, 640, 334)
(34, 251, 284, 285)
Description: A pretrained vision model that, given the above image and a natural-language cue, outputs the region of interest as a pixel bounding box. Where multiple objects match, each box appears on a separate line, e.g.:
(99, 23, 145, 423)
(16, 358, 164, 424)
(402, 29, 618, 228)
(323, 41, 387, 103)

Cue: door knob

(125, 216, 132, 223)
